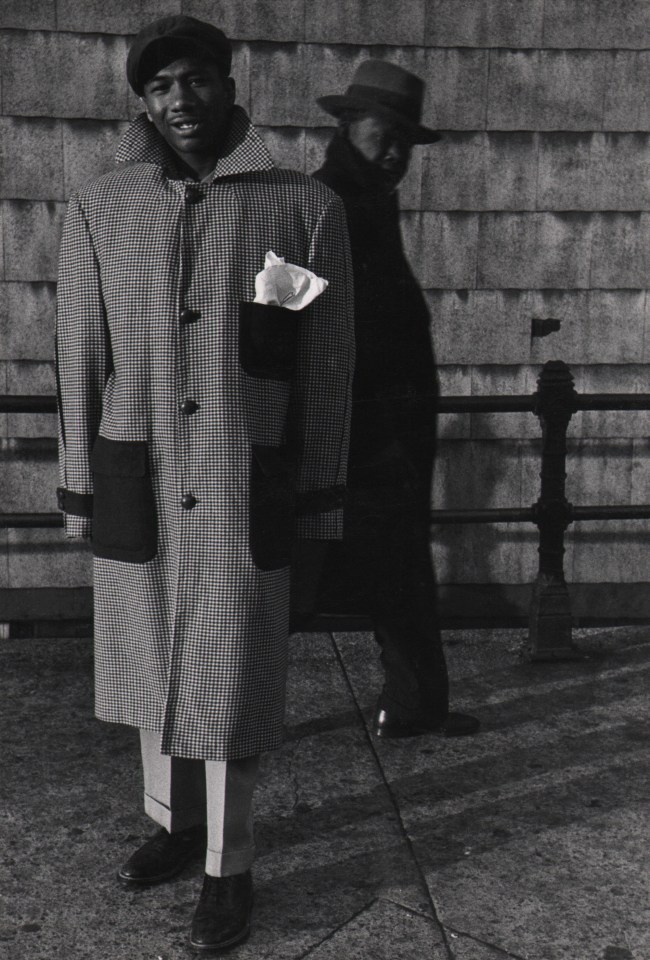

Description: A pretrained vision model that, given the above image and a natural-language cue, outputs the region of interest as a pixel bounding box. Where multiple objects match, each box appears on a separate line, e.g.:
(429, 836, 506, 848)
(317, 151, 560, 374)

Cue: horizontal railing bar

(576, 394, 650, 411)
(437, 396, 534, 413)
(431, 507, 534, 523)
(1, 513, 63, 528)
(4, 504, 650, 530)
(4, 393, 650, 415)
(572, 505, 650, 520)
(0, 395, 57, 413)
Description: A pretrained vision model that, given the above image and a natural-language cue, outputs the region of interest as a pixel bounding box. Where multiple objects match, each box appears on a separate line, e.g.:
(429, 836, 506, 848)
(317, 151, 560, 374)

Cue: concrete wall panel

(570, 519, 650, 582)
(477, 213, 593, 289)
(427, 290, 646, 368)
(527, 289, 647, 366)
(423, 132, 537, 211)
(0, 118, 64, 201)
(537, 133, 650, 211)
(185, 0, 305, 43)
(2, 202, 66, 283)
(631, 439, 650, 504)
(603, 52, 650, 131)
(0, 0, 55, 30)
(425, 0, 544, 48)
(424, 48, 489, 130)
(565, 439, 634, 506)
(487, 51, 607, 131)
(433, 438, 523, 510)
(306, 0, 425, 46)
(62, 120, 128, 197)
(543, 0, 650, 49)
(7, 528, 93, 588)
(2, 443, 59, 512)
(427, 290, 531, 365)
(590, 213, 650, 288)
(249, 42, 306, 125)
(2, 31, 129, 119)
(56, 0, 181, 34)
(0, 282, 56, 361)
(402, 212, 479, 288)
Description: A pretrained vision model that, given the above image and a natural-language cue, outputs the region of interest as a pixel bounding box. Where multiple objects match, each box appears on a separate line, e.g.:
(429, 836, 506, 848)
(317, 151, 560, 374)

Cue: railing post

(527, 360, 580, 660)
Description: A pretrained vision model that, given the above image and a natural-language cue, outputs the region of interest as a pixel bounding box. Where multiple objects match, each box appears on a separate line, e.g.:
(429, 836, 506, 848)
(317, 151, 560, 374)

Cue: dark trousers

(317, 485, 450, 721)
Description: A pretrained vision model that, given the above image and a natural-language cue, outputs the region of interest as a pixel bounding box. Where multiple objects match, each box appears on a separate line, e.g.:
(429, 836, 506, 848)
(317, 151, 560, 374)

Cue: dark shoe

(118, 824, 207, 887)
(374, 703, 480, 739)
(189, 871, 253, 953)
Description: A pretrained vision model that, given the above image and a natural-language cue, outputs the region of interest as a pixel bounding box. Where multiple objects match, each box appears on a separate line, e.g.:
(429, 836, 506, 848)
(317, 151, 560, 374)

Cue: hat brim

(317, 94, 441, 144)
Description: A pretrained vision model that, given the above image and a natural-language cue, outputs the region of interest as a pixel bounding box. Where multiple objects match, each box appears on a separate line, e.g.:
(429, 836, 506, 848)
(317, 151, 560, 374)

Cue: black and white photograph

(0, 1, 649, 958)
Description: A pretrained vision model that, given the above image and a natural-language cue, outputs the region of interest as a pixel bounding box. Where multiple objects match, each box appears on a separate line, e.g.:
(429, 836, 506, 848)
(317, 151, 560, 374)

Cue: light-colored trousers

(139, 730, 259, 877)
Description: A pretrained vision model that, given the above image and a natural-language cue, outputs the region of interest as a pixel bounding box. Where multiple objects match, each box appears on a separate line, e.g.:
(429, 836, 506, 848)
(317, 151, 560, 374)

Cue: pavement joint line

(379, 894, 444, 924)
(328, 631, 457, 960)
(445, 923, 530, 960)
(295, 896, 378, 959)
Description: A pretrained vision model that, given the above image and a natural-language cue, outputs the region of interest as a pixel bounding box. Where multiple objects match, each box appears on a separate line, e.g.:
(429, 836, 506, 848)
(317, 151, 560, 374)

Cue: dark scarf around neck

(318, 131, 399, 199)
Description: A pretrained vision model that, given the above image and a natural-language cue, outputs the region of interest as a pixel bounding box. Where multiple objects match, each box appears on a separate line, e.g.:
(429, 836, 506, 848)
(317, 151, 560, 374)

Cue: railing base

(526, 574, 584, 661)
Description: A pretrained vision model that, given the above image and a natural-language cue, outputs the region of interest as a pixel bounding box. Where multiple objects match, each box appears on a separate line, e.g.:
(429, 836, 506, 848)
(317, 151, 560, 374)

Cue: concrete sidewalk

(1, 625, 648, 960)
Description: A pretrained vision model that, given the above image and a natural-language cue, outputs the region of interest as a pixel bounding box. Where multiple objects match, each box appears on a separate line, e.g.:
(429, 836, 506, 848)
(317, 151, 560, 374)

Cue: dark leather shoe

(118, 824, 207, 887)
(189, 871, 253, 953)
(374, 704, 480, 739)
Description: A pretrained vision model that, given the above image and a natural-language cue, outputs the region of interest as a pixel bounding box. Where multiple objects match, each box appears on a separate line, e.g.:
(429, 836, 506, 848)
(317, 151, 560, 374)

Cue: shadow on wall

(431, 417, 536, 623)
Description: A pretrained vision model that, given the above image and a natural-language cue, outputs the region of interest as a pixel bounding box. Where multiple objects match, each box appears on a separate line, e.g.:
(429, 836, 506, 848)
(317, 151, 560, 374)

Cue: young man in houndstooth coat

(55, 16, 354, 952)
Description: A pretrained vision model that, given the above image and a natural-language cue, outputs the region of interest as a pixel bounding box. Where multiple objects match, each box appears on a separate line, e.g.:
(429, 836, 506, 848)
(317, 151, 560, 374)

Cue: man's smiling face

(142, 56, 235, 177)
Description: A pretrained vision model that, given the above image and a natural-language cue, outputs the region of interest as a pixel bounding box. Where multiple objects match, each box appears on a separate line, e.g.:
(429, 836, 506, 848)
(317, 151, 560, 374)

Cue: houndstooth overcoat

(55, 107, 354, 760)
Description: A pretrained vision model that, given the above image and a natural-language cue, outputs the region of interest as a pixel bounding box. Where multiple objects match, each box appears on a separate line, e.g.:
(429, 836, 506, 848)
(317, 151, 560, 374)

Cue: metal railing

(3, 360, 650, 659)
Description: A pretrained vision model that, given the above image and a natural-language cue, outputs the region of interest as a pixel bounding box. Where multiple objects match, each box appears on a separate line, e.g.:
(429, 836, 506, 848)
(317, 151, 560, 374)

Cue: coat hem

(94, 709, 283, 761)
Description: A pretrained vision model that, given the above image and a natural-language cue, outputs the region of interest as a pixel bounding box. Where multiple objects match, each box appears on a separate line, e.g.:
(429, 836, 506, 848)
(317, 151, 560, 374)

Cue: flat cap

(127, 15, 232, 95)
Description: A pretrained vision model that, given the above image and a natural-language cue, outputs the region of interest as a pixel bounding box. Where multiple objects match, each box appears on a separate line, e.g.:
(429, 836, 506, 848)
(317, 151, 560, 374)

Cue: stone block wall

(2, 0, 650, 618)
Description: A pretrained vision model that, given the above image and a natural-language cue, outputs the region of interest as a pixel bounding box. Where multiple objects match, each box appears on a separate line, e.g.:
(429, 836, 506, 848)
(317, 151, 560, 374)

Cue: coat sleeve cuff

(57, 487, 93, 539)
(57, 486, 93, 517)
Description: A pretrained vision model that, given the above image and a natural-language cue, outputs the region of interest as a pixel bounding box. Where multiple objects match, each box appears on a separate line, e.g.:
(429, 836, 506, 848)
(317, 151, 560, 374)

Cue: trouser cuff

(205, 844, 255, 877)
(144, 793, 206, 833)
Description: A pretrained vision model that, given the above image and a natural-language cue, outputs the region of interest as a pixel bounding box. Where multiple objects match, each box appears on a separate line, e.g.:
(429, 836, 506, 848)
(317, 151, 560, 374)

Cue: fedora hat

(317, 59, 440, 144)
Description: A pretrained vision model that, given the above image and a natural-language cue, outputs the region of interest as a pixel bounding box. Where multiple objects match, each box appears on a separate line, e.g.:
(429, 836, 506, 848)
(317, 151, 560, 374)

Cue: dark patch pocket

(249, 444, 295, 571)
(239, 301, 299, 381)
(90, 436, 157, 563)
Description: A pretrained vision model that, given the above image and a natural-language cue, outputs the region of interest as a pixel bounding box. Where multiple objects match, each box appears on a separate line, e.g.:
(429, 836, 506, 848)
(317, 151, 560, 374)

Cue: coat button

(180, 308, 201, 325)
(180, 399, 199, 416)
(181, 493, 197, 510)
(185, 185, 203, 204)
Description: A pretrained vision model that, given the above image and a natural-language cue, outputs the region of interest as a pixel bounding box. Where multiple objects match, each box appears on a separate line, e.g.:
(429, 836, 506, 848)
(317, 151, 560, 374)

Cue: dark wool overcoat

(56, 108, 354, 760)
(310, 133, 439, 615)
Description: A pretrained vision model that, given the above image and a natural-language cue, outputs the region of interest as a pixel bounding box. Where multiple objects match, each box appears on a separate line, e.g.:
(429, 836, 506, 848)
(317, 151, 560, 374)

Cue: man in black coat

(310, 60, 479, 738)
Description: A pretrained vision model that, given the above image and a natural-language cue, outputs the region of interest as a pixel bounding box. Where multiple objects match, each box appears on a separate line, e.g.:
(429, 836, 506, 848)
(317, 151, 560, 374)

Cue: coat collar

(115, 105, 275, 181)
